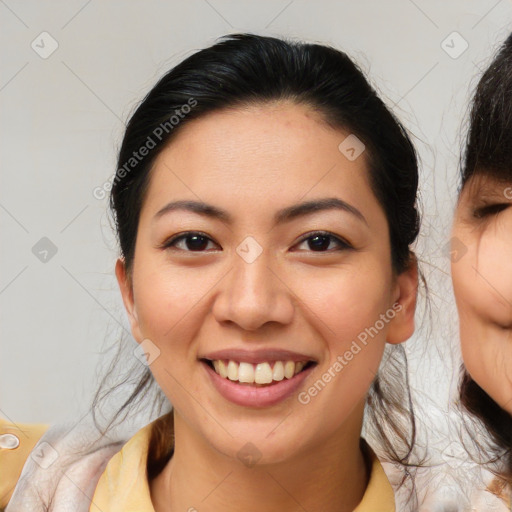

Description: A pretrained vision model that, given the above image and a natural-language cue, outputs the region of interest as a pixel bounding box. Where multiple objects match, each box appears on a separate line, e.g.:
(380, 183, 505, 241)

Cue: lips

(199, 348, 317, 385)
(201, 359, 316, 407)
(198, 348, 318, 407)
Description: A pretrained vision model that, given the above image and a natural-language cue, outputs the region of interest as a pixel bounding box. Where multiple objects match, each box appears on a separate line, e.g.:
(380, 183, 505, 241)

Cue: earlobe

(386, 254, 418, 345)
(115, 258, 142, 341)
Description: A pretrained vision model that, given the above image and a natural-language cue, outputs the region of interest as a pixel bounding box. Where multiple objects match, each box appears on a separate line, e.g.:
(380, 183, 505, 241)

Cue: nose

(212, 249, 295, 332)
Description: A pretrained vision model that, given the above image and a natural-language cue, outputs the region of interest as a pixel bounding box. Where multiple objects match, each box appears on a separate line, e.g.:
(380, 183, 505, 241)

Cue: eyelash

(160, 230, 352, 253)
(473, 203, 510, 219)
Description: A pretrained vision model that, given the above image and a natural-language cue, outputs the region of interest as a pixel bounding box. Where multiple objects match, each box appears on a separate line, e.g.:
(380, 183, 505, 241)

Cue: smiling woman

(3, 33, 422, 511)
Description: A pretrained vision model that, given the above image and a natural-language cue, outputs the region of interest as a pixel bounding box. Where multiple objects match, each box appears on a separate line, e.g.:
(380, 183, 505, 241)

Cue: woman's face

(451, 173, 512, 413)
(116, 101, 417, 464)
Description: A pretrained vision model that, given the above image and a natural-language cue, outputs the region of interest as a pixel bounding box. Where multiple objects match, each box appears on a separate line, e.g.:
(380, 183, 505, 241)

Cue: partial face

(451, 173, 512, 413)
(117, 101, 416, 464)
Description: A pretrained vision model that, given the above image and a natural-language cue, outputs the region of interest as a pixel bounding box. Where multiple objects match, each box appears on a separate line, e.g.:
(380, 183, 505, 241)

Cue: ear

(386, 253, 418, 345)
(115, 258, 143, 342)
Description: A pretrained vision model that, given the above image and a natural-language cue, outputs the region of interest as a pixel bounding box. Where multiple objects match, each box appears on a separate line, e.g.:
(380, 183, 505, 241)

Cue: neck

(150, 405, 370, 512)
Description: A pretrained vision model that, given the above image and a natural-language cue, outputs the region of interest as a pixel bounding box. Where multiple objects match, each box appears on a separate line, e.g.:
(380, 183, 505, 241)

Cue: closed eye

(159, 230, 353, 253)
(473, 203, 510, 219)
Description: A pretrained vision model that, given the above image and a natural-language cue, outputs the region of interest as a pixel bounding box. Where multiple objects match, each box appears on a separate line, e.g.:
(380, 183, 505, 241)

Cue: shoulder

(354, 440, 396, 511)
(2, 415, 127, 511)
(0, 417, 50, 509)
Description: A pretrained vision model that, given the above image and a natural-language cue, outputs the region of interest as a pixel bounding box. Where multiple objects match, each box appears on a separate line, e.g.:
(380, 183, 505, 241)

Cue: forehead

(163, 100, 344, 167)
(140, 101, 382, 226)
(151, 102, 368, 184)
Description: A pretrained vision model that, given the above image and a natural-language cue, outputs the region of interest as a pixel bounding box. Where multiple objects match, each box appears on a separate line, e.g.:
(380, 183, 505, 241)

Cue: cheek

(456, 225, 512, 329)
(131, 260, 209, 343)
(130, 262, 214, 405)
(477, 223, 512, 316)
(294, 263, 394, 415)
(292, 259, 394, 358)
(452, 219, 512, 409)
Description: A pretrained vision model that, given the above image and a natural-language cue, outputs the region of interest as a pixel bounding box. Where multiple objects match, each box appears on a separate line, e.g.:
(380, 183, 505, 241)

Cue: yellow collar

(90, 416, 395, 512)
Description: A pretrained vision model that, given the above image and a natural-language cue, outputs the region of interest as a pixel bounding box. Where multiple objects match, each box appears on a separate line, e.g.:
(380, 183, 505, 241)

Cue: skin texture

(451, 173, 512, 414)
(115, 101, 418, 512)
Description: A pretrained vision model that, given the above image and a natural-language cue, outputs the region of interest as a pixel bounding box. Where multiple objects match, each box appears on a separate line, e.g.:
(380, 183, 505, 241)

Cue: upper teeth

(211, 360, 307, 384)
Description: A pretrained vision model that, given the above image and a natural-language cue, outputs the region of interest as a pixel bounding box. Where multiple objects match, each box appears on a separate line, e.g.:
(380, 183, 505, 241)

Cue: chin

(211, 424, 312, 468)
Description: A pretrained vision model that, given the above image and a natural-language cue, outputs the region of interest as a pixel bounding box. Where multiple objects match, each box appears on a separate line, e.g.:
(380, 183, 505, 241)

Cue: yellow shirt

(90, 414, 395, 512)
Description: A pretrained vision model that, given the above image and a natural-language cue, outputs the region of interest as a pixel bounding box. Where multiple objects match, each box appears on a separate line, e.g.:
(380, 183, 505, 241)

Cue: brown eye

(294, 231, 352, 252)
(162, 231, 218, 252)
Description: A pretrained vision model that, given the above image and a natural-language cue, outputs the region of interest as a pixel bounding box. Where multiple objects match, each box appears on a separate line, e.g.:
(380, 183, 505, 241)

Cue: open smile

(200, 358, 317, 407)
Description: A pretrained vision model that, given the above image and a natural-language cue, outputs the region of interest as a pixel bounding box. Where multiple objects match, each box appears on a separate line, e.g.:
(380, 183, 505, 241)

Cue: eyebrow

(154, 197, 368, 227)
(465, 177, 512, 203)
